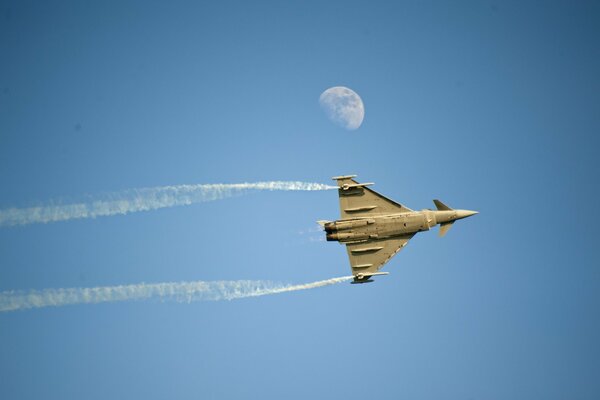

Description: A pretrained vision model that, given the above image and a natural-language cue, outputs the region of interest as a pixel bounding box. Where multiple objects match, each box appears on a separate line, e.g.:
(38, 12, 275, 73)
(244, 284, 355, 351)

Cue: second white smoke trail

(0, 275, 354, 312)
(0, 181, 337, 227)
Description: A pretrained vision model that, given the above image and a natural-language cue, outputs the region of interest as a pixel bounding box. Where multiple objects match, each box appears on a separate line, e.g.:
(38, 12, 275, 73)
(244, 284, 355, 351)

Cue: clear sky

(1, 1, 599, 399)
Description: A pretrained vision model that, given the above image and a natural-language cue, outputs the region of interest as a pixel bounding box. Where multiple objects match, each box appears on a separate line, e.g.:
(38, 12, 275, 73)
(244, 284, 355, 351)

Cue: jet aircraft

(319, 175, 477, 284)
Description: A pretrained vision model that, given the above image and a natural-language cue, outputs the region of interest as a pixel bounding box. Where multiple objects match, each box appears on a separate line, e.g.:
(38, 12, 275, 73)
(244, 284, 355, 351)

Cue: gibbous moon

(319, 86, 365, 130)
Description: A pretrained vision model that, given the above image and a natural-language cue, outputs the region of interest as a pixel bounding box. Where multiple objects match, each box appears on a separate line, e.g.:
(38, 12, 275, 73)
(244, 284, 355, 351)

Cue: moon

(319, 86, 364, 130)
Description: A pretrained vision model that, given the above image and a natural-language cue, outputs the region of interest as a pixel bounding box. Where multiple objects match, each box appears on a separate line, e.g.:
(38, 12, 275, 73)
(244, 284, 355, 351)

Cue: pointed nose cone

(455, 210, 478, 220)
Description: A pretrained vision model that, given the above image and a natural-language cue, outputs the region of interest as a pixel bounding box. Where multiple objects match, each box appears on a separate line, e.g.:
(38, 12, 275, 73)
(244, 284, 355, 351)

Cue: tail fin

(433, 199, 453, 211)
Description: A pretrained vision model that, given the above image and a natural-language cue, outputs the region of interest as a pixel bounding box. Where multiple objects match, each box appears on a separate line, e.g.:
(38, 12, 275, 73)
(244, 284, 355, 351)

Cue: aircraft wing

(345, 235, 415, 276)
(333, 176, 412, 219)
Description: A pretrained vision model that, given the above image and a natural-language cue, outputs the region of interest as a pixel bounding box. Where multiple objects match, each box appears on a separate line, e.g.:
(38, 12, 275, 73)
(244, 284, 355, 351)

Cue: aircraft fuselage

(324, 209, 477, 243)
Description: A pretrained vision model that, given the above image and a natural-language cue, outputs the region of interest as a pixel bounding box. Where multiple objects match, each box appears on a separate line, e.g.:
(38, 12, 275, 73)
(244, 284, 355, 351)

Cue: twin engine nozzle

(323, 222, 336, 233)
(324, 219, 375, 241)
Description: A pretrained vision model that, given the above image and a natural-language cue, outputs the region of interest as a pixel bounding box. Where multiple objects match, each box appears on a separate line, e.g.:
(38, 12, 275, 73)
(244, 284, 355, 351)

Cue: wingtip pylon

(351, 272, 389, 284)
(331, 175, 357, 181)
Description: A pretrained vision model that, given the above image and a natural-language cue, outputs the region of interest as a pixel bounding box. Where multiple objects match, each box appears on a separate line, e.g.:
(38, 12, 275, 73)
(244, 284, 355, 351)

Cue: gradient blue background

(1, 1, 599, 399)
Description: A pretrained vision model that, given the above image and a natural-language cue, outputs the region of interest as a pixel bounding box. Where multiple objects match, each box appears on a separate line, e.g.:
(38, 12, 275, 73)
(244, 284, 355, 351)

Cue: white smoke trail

(0, 181, 337, 227)
(0, 276, 354, 312)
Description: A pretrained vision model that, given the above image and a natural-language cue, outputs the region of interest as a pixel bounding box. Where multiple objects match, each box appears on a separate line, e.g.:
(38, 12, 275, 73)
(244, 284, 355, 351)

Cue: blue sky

(1, 1, 599, 399)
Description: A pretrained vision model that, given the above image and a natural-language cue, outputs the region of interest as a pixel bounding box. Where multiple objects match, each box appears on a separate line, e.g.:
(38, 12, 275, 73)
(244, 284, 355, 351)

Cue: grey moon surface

(319, 86, 365, 130)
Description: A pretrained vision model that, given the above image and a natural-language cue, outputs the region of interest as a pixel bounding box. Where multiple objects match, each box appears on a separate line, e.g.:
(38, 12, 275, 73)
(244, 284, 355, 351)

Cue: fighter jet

(319, 175, 477, 284)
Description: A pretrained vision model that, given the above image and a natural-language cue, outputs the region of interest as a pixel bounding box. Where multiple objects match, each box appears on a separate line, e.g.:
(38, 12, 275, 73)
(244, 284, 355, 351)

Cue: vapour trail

(0, 181, 337, 227)
(0, 275, 354, 312)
